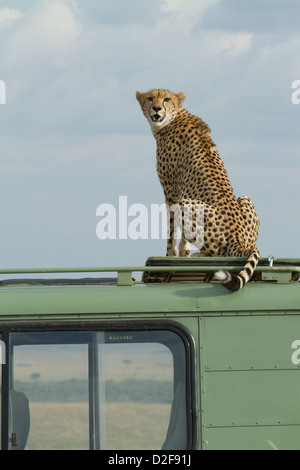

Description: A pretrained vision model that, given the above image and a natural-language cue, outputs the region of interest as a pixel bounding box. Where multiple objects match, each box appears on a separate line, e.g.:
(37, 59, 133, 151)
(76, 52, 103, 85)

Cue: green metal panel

(204, 426, 300, 450)
(0, 282, 299, 320)
(206, 370, 300, 426)
(195, 283, 300, 314)
(200, 315, 300, 450)
(204, 316, 300, 371)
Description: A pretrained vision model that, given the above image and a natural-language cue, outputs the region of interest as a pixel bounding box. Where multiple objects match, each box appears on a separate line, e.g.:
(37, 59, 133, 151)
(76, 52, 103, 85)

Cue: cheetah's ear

(136, 91, 144, 103)
(176, 92, 186, 105)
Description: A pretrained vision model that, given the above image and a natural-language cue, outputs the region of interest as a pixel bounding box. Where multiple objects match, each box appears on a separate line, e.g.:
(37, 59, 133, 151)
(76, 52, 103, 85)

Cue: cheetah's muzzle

(151, 114, 165, 123)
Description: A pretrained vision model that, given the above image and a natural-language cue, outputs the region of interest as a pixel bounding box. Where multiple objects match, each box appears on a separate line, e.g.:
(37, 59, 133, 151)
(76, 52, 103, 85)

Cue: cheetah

(136, 88, 260, 292)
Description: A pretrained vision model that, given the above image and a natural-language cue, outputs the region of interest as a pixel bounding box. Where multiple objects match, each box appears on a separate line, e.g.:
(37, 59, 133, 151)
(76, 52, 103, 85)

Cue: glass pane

(101, 330, 187, 450)
(10, 333, 89, 450)
(0, 335, 4, 446)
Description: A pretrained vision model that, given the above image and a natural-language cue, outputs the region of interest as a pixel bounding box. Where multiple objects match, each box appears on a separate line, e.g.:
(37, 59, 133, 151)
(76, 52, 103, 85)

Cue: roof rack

(142, 257, 300, 284)
(0, 257, 299, 286)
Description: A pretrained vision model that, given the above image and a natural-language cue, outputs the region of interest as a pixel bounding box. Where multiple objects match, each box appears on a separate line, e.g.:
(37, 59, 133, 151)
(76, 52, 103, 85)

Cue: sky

(0, 0, 300, 272)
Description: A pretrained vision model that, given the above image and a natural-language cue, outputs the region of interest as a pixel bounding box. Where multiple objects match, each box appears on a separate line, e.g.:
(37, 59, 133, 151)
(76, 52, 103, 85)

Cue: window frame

(1, 320, 198, 450)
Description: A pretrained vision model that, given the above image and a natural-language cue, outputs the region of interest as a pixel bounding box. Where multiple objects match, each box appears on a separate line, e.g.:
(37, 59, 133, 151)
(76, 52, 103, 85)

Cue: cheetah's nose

(153, 106, 162, 112)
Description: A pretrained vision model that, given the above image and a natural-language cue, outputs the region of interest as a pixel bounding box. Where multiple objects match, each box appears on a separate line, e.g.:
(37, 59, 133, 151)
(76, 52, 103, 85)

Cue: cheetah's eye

(164, 98, 171, 103)
(147, 97, 153, 102)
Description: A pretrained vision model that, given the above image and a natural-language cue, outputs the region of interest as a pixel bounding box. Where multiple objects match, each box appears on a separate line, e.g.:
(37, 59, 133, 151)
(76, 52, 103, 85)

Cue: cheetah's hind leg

(237, 195, 260, 242)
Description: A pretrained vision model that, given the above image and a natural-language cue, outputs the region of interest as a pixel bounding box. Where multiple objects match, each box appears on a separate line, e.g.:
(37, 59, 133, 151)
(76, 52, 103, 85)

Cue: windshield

(3, 327, 191, 450)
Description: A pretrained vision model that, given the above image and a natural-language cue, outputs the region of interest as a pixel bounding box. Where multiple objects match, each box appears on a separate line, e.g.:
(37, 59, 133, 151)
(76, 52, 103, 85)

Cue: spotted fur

(136, 89, 260, 291)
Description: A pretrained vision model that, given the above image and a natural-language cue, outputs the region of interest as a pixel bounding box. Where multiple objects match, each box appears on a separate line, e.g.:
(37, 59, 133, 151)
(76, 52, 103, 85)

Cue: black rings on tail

(214, 248, 260, 292)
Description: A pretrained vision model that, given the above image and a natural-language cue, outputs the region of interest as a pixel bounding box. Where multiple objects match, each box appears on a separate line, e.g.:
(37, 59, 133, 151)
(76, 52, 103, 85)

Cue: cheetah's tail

(214, 248, 260, 292)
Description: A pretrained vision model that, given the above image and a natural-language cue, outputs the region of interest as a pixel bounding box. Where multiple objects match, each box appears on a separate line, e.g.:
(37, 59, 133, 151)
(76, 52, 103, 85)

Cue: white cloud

(5, 0, 81, 67)
(160, 0, 221, 33)
(0, 8, 22, 23)
(161, 0, 220, 15)
(0, 133, 154, 175)
(216, 32, 253, 57)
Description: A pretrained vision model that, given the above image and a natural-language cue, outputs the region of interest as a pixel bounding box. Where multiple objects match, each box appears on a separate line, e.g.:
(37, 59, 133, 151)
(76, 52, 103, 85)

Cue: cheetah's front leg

(166, 208, 177, 256)
(179, 238, 191, 257)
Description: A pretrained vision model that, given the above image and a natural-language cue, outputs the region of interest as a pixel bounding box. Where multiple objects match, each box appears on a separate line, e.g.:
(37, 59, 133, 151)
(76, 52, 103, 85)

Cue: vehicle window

(0, 334, 3, 446)
(6, 329, 188, 450)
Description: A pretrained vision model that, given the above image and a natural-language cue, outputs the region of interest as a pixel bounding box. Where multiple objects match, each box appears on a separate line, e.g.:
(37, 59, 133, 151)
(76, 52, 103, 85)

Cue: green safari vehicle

(0, 256, 299, 450)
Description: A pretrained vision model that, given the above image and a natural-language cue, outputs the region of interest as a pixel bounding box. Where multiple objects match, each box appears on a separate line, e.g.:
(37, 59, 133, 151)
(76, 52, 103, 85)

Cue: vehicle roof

(0, 257, 299, 319)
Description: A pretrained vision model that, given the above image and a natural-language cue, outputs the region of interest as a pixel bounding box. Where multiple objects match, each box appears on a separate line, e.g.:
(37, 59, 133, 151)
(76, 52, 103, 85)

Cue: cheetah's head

(136, 89, 186, 134)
